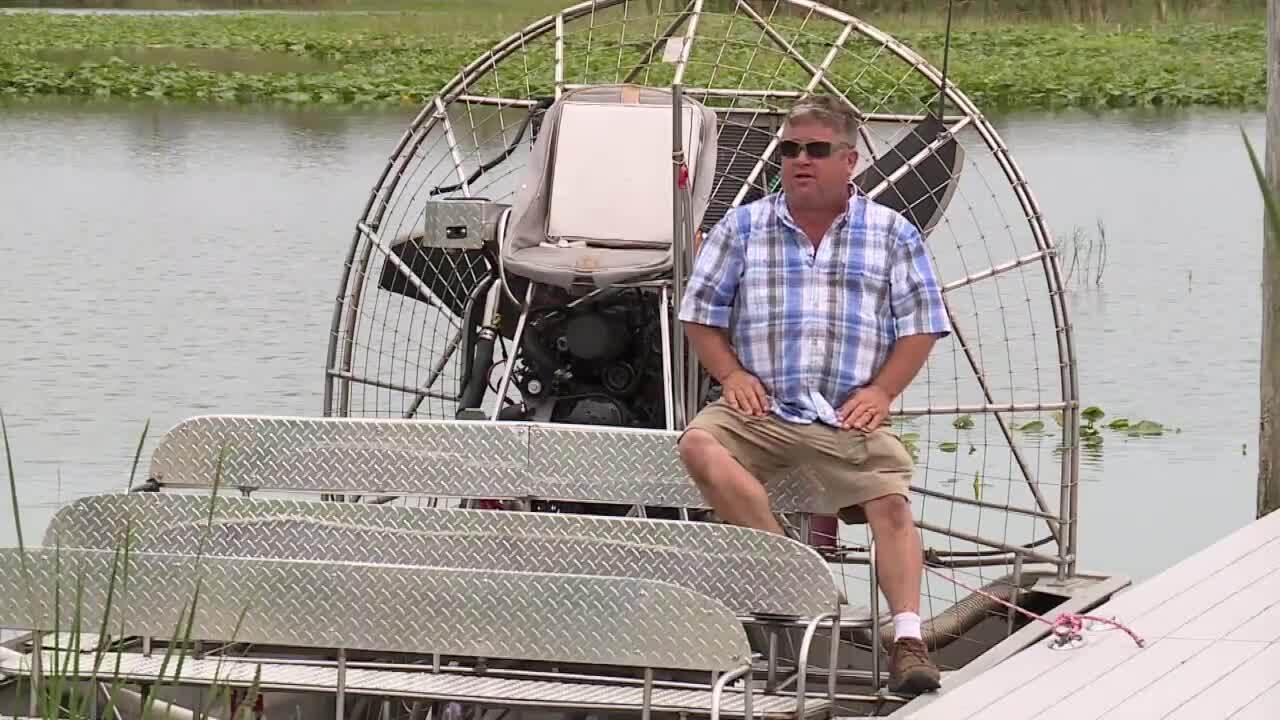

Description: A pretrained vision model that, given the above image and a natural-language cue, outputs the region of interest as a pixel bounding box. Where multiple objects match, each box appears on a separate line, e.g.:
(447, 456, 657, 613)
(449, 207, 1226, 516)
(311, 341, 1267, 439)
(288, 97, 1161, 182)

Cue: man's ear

(840, 149, 857, 185)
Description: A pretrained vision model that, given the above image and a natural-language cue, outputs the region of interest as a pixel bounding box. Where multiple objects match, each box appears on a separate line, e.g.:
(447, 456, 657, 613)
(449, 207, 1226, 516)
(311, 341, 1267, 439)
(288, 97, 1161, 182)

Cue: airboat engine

(508, 292, 668, 426)
(410, 190, 671, 428)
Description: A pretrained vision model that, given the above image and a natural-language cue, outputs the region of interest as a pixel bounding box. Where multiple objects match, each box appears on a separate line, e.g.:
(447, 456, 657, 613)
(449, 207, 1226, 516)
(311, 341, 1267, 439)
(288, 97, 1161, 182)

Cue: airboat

(1, 1, 1122, 718)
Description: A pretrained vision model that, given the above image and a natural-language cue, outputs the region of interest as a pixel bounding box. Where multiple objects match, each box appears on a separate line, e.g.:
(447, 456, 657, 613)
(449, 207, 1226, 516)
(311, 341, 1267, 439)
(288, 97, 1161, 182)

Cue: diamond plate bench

(0, 549, 832, 720)
(44, 494, 841, 620)
(142, 415, 834, 513)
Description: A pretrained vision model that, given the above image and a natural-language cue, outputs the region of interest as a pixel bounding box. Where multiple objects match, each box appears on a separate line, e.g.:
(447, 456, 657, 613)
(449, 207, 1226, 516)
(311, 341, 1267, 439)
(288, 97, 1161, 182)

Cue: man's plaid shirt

(679, 190, 951, 427)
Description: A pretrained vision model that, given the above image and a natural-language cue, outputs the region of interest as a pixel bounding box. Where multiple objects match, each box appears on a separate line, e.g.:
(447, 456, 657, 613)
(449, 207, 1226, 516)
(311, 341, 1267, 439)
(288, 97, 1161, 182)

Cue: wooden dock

(900, 508, 1280, 719)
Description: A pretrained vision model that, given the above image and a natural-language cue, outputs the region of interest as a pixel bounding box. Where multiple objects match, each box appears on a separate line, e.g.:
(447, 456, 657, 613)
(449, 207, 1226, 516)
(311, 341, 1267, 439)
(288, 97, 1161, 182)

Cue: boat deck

(899, 509, 1280, 719)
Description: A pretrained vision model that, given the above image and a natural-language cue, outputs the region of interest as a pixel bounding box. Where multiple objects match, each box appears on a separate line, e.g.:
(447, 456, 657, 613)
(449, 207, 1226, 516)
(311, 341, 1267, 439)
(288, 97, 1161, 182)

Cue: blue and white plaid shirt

(679, 190, 951, 427)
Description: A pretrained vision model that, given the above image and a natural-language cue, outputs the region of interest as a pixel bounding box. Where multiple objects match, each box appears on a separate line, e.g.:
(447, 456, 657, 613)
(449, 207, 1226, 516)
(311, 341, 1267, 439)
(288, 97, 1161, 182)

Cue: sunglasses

(779, 140, 849, 159)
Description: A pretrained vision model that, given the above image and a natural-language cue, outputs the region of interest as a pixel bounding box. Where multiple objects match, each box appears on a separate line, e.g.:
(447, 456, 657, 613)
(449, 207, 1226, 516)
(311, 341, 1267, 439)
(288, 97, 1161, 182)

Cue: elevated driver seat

(500, 84, 719, 290)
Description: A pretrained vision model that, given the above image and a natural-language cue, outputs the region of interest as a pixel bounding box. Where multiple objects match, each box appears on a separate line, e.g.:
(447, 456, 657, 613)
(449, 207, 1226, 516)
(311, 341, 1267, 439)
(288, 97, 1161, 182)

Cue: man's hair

(784, 94, 859, 145)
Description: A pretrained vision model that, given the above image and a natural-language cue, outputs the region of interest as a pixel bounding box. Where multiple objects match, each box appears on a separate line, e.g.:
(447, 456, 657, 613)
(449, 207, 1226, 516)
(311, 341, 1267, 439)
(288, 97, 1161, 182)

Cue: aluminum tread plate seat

(44, 494, 837, 618)
(0, 549, 750, 671)
(147, 415, 832, 512)
(0, 652, 829, 719)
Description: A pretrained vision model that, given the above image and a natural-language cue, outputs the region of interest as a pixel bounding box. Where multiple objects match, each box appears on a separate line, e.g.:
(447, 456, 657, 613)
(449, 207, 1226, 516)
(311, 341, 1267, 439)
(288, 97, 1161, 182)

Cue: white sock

(893, 612, 922, 642)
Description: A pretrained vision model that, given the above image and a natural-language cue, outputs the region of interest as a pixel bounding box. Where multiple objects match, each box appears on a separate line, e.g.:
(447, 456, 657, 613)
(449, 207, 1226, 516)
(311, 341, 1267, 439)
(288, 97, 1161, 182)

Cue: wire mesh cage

(323, 0, 1082, 678)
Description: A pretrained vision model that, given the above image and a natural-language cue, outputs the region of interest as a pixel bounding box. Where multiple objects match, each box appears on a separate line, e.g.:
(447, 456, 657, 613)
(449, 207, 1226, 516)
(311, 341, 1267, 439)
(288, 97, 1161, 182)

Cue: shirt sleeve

(889, 216, 952, 339)
(678, 213, 745, 329)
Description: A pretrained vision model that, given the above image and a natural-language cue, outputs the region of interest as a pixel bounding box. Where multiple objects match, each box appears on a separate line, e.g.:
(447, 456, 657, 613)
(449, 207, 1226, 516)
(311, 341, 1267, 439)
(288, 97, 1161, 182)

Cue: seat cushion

(505, 244, 670, 288)
(547, 101, 705, 250)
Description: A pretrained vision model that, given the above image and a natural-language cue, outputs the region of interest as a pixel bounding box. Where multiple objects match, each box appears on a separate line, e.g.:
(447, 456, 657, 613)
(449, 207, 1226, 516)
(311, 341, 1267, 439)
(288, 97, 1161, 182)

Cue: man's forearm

(683, 322, 744, 383)
(870, 334, 940, 398)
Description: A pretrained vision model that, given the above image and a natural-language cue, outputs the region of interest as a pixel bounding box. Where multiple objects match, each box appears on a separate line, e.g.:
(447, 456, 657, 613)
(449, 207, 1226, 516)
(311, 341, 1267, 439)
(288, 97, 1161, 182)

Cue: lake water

(0, 97, 1266, 588)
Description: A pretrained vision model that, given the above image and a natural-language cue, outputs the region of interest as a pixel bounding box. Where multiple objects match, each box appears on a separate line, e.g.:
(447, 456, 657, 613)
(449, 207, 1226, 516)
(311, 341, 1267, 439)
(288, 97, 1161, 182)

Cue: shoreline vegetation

(0, 1, 1268, 110)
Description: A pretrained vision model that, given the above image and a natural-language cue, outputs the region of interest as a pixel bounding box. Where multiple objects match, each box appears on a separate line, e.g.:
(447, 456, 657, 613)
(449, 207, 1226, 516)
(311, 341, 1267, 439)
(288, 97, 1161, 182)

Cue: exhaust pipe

(850, 571, 1042, 651)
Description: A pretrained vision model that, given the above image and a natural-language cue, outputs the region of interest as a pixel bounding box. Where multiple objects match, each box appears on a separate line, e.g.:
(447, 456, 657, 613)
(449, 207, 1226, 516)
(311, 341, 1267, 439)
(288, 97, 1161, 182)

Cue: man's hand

(722, 369, 771, 417)
(838, 385, 891, 431)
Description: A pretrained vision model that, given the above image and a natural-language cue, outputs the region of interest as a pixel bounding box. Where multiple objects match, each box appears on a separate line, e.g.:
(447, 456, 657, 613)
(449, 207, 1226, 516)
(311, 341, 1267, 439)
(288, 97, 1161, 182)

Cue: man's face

(779, 118, 856, 212)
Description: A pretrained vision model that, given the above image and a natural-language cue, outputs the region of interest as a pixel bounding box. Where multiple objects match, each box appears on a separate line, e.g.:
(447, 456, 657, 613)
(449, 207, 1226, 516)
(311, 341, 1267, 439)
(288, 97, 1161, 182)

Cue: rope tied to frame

(926, 566, 1146, 649)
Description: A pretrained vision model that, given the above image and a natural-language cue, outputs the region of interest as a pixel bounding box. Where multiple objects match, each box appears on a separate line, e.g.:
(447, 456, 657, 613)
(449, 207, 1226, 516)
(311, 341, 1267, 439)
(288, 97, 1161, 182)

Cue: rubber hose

(850, 572, 1041, 650)
(458, 331, 497, 410)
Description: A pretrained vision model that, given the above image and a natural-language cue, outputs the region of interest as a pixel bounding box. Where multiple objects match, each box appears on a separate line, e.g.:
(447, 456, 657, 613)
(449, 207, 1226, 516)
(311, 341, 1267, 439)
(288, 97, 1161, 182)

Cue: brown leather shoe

(888, 637, 941, 695)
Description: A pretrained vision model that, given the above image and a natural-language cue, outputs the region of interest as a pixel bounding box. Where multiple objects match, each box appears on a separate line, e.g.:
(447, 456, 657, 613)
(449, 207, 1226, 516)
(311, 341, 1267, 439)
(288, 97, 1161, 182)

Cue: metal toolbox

(422, 199, 510, 250)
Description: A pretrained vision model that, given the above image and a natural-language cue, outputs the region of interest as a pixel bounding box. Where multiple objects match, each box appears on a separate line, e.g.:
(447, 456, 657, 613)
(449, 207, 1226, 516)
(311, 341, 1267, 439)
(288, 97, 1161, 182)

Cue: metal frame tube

(916, 520, 1062, 565)
(491, 283, 535, 420)
(910, 485, 1060, 521)
(734, 1, 857, 114)
(642, 668, 654, 720)
(793, 611, 837, 719)
(661, 286, 677, 430)
(622, 2, 697, 85)
(863, 116, 973, 200)
(671, 84, 689, 429)
(826, 607, 840, 703)
(710, 662, 752, 720)
(894, 401, 1069, 416)
(554, 13, 565, 99)
(1008, 554, 1024, 637)
(327, 370, 459, 402)
(942, 249, 1054, 293)
(356, 223, 462, 331)
(335, 649, 347, 720)
(869, 537, 880, 691)
(436, 97, 473, 198)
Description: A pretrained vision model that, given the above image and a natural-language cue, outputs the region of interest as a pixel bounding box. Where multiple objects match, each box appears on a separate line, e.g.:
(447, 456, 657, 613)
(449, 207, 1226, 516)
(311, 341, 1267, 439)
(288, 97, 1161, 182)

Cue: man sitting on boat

(676, 94, 951, 696)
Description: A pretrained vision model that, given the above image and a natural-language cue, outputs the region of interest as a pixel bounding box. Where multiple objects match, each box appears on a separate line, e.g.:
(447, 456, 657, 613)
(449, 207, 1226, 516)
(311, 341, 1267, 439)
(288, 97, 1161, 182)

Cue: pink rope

(926, 566, 1146, 649)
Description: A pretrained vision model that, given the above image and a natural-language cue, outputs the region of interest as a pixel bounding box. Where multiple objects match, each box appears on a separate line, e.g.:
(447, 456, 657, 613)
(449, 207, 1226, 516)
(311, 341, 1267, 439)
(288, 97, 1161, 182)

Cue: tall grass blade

(3, 409, 46, 715)
(2, 409, 29, 564)
(126, 418, 151, 492)
(1243, 129, 1280, 249)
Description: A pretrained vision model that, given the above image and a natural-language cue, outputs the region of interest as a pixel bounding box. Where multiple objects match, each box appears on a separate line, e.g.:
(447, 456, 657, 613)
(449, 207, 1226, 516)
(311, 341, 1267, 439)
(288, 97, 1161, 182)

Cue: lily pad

(1017, 420, 1045, 432)
(939, 442, 959, 453)
(899, 433, 921, 461)
(1106, 418, 1130, 430)
(1125, 420, 1165, 436)
(1082, 406, 1105, 424)
(952, 415, 975, 430)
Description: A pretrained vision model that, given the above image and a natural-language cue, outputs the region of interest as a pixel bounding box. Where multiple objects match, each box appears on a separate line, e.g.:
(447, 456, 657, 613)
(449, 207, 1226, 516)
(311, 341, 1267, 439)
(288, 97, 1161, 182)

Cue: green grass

(0, 11, 1265, 110)
(0, 0, 1267, 23)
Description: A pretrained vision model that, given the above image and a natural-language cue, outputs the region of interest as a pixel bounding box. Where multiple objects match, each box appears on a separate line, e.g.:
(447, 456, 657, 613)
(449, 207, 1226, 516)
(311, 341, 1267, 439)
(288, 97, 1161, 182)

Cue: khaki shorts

(682, 399, 913, 523)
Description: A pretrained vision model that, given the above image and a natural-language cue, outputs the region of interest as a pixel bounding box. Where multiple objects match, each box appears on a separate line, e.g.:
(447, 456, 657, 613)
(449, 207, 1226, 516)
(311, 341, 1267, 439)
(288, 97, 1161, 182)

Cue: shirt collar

(775, 183, 860, 233)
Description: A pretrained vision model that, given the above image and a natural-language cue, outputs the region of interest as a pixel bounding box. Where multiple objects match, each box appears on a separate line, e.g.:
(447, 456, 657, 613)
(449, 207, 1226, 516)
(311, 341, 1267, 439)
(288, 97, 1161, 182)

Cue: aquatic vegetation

(2, 413, 255, 719)
(0, 14, 1267, 109)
